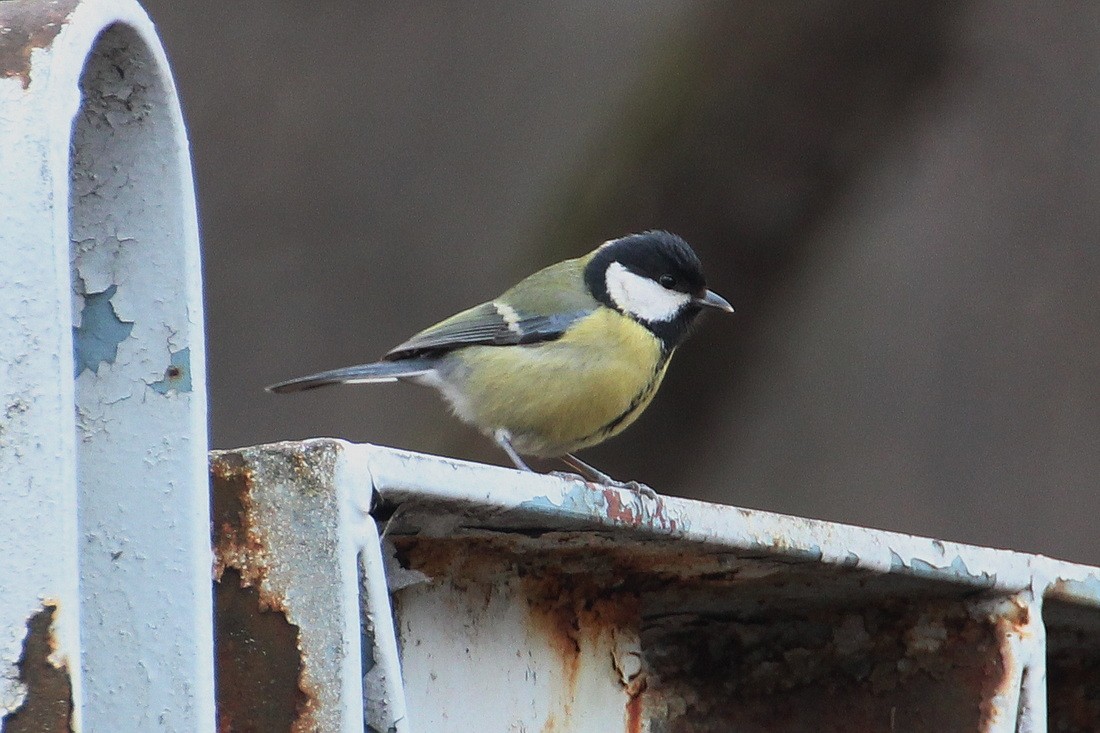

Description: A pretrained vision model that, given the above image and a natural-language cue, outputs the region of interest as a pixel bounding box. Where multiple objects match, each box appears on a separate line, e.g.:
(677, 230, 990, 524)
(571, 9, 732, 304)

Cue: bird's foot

(557, 453, 660, 499)
(549, 470, 658, 500)
(604, 479, 658, 501)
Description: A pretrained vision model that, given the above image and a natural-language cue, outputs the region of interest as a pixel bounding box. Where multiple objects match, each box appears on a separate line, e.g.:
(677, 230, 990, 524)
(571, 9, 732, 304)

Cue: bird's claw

(615, 480, 658, 500)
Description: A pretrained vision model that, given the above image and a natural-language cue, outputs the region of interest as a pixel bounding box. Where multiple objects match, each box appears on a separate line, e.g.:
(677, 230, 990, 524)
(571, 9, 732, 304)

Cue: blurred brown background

(143, 1, 1099, 562)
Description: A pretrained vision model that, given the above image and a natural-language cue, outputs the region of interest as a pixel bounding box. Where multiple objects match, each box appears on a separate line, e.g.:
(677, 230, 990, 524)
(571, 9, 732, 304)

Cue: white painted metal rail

(1, 1, 212, 730)
(211, 439, 1100, 733)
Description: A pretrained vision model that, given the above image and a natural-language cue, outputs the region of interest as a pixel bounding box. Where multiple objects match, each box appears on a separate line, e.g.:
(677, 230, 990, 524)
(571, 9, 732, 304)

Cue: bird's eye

(659, 274, 676, 289)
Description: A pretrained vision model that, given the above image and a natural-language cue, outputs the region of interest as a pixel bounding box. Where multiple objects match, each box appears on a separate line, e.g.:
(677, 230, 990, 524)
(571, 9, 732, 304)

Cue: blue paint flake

(889, 550, 907, 572)
(150, 347, 192, 394)
(890, 550, 995, 587)
(1054, 575, 1100, 604)
(73, 285, 133, 376)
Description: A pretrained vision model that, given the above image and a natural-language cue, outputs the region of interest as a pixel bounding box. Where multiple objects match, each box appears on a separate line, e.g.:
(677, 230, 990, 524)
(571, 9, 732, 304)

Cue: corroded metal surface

(210, 439, 1100, 731)
(0, 605, 72, 733)
(391, 537, 644, 732)
(212, 450, 307, 732)
(386, 532, 1036, 732)
(0, 0, 81, 88)
(211, 442, 367, 733)
(642, 600, 1005, 731)
(364, 441, 1100, 732)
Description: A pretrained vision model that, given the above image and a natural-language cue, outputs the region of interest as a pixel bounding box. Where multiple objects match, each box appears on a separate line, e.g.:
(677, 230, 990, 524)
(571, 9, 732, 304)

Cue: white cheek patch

(605, 261, 691, 322)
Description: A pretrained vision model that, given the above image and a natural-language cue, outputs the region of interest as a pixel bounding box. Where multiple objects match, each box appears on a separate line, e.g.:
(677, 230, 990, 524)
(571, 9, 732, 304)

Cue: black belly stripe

(578, 355, 668, 445)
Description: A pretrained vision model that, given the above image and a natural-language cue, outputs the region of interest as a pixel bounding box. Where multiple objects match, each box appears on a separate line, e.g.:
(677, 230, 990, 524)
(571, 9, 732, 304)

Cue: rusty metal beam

(211, 443, 374, 733)
(211, 439, 1100, 732)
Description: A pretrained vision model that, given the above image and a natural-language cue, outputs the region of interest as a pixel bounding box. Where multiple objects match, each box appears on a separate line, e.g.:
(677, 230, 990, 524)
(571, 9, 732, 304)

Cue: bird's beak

(694, 289, 734, 313)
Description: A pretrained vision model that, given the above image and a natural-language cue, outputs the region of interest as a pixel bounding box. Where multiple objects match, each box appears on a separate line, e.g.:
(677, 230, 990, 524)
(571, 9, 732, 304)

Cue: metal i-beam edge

(211, 439, 1100, 732)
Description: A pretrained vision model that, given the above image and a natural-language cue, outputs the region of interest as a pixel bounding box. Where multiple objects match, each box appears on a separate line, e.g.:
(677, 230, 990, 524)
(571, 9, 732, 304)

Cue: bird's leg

(494, 430, 534, 472)
(560, 454, 658, 500)
(495, 432, 658, 500)
(560, 453, 616, 483)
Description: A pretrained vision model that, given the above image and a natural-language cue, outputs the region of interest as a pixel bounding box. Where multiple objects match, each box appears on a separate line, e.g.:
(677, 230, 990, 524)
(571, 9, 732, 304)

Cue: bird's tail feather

(266, 359, 434, 393)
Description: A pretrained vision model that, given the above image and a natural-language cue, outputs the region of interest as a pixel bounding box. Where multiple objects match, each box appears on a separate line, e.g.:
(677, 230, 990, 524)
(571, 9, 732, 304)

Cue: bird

(268, 230, 733, 495)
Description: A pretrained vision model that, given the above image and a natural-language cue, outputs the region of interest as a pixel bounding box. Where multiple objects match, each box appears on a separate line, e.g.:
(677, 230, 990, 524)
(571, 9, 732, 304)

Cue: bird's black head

(584, 230, 732, 350)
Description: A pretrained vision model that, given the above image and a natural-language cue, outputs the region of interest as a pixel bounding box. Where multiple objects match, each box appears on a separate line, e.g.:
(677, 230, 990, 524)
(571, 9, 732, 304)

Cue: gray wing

(384, 301, 591, 361)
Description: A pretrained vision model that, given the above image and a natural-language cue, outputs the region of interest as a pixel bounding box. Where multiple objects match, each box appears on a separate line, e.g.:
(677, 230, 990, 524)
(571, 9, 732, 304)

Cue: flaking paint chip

(72, 285, 133, 376)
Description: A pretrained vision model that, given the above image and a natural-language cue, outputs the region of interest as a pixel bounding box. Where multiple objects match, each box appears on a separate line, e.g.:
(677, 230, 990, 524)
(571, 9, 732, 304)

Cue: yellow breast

(450, 309, 671, 457)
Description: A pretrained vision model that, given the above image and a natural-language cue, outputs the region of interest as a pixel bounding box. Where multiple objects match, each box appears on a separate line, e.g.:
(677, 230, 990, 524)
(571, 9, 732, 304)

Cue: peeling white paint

(0, 0, 212, 729)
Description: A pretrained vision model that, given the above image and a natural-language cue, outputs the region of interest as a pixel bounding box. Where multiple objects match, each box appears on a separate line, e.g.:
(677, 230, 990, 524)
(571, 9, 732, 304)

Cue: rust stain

(974, 598, 1031, 729)
(525, 573, 583, 707)
(0, 0, 81, 89)
(392, 533, 745, 597)
(640, 599, 1008, 732)
(1, 603, 73, 733)
(601, 487, 639, 525)
(397, 536, 653, 730)
(979, 596, 1030, 635)
(211, 451, 319, 733)
(387, 516, 1027, 731)
(625, 690, 644, 733)
(596, 487, 681, 534)
(392, 534, 513, 582)
(210, 452, 266, 586)
(215, 568, 309, 733)
(390, 535, 1036, 730)
(523, 572, 644, 732)
(390, 533, 1035, 731)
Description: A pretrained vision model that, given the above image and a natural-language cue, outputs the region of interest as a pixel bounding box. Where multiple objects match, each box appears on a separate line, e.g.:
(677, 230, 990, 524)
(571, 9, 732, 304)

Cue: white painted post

(0, 1, 213, 730)
(0, 3, 84, 728)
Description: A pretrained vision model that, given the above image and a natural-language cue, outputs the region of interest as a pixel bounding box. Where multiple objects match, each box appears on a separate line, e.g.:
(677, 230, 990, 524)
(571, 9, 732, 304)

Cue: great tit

(268, 230, 733, 493)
